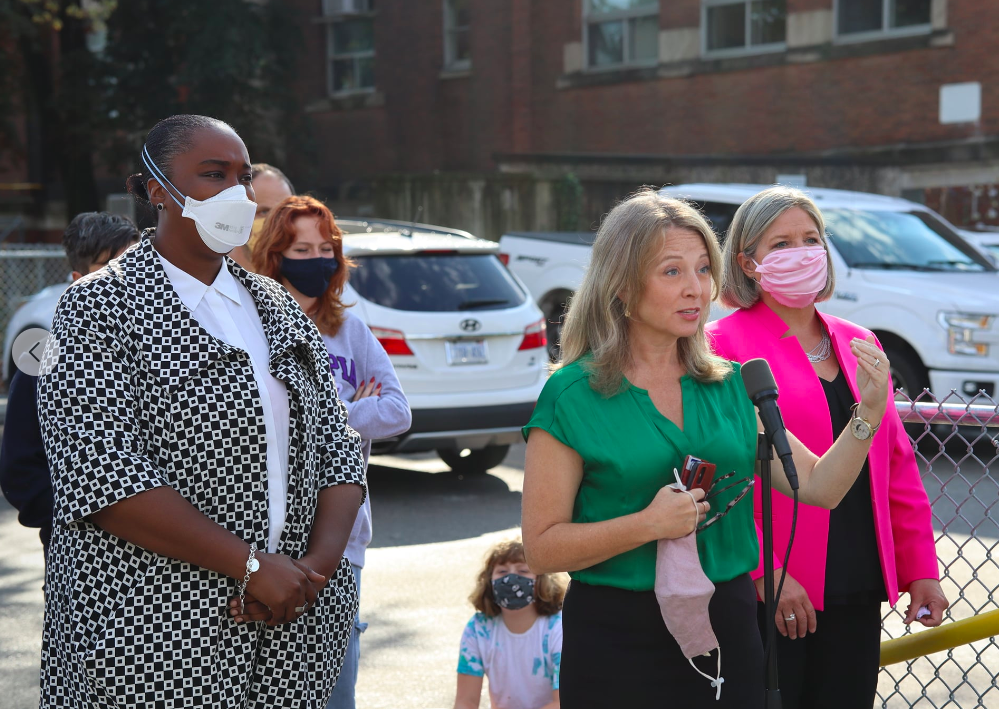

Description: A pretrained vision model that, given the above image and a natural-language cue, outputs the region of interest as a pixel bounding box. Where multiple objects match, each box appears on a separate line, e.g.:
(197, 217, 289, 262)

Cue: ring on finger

(785, 613, 796, 621)
(874, 357, 880, 368)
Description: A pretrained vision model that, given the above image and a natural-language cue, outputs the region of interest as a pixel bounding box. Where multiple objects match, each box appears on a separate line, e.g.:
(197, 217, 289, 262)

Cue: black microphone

(741, 358, 799, 491)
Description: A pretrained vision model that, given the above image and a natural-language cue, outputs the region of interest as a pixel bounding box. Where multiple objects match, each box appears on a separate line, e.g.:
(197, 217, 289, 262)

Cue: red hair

(251, 195, 354, 336)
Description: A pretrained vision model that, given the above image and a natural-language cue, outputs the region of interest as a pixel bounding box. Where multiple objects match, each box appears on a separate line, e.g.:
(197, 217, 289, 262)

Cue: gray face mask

(492, 573, 535, 610)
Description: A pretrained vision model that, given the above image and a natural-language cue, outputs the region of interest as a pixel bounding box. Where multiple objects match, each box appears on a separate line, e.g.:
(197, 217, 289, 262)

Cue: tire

(883, 345, 929, 401)
(437, 444, 510, 474)
(543, 293, 570, 363)
(882, 344, 932, 443)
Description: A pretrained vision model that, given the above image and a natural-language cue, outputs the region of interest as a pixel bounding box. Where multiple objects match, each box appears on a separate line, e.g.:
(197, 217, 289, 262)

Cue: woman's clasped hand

(228, 553, 328, 625)
(643, 484, 710, 539)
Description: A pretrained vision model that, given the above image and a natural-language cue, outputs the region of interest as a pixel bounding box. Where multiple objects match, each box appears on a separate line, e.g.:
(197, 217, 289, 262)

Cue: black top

(0, 370, 52, 551)
(821, 369, 887, 604)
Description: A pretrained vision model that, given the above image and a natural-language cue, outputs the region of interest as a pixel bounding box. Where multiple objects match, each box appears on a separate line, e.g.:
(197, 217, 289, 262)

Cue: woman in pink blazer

(706, 186, 947, 709)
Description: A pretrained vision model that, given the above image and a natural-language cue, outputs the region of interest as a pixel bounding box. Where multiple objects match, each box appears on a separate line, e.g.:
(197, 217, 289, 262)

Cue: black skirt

(559, 574, 764, 709)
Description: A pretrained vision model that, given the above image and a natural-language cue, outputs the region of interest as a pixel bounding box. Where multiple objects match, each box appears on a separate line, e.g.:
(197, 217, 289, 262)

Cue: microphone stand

(758, 432, 782, 708)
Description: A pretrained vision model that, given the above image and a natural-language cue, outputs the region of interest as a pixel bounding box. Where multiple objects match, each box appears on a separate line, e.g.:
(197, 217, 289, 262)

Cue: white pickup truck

(499, 184, 999, 402)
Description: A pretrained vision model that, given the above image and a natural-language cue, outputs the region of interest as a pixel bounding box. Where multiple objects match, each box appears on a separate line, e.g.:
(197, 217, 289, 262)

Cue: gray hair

(63, 212, 140, 274)
(251, 163, 296, 194)
(719, 186, 836, 310)
(558, 187, 732, 395)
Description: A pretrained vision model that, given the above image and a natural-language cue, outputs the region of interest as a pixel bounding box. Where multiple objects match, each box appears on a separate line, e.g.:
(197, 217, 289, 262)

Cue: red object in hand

(680, 455, 716, 495)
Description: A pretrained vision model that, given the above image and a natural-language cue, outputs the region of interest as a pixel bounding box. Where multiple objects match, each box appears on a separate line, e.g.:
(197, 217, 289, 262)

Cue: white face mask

(142, 145, 257, 254)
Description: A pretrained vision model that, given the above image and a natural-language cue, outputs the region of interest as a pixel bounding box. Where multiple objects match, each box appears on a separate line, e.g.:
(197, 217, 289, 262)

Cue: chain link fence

(0, 245, 70, 387)
(879, 391, 999, 708)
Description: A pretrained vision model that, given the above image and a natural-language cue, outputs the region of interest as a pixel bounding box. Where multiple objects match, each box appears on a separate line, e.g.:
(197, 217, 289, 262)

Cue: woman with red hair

(250, 195, 412, 708)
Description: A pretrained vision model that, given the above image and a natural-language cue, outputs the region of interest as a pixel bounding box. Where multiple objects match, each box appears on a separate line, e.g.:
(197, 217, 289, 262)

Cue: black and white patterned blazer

(36, 232, 366, 708)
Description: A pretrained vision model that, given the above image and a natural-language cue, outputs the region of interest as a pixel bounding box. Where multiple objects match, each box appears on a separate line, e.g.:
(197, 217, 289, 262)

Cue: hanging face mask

(491, 573, 535, 611)
(654, 473, 725, 700)
(280, 256, 339, 298)
(142, 145, 257, 255)
(751, 246, 828, 309)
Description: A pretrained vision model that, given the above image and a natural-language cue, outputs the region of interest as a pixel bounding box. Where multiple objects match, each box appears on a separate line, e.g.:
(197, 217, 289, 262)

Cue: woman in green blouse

(521, 189, 891, 708)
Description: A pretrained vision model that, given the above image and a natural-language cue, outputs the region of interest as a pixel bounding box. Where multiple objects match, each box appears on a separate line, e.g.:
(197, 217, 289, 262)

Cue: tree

(0, 0, 304, 221)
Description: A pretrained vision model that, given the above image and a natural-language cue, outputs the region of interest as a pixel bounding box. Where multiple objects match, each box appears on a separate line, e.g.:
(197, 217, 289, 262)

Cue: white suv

(4, 220, 547, 473)
(337, 219, 547, 472)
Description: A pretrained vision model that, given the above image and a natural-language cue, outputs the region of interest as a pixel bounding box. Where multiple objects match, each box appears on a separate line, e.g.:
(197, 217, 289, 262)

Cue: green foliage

(100, 0, 304, 169)
(554, 172, 583, 232)
(0, 0, 306, 213)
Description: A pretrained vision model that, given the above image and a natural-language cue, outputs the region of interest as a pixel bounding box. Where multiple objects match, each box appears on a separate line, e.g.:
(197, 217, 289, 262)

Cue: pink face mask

(751, 246, 828, 308)
(655, 485, 725, 700)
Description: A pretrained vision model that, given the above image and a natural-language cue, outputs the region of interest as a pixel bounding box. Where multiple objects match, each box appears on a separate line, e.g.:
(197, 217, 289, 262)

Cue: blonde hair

(469, 538, 566, 617)
(558, 187, 732, 396)
(720, 186, 836, 310)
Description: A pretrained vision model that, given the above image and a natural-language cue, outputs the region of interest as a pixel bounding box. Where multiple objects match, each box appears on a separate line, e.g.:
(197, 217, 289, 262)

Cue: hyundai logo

(460, 319, 482, 333)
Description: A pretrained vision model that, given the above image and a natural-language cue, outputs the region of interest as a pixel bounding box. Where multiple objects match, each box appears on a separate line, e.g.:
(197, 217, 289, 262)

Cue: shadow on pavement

(367, 465, 522, 549)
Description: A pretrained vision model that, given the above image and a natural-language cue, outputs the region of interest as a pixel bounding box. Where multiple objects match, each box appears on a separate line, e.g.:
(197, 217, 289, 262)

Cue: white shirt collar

(156, 251, 242, 311)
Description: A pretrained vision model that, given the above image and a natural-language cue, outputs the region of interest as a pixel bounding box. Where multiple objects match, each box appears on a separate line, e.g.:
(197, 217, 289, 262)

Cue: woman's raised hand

(850, 335, 890, 425)
(643, 485, 709, 540)
(243, 552, 326, 625)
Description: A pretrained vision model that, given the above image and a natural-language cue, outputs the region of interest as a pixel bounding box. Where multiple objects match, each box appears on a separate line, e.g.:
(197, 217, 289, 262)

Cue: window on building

(585, 0, 659, 69)
(703, 0, 786, 54)
(444, 0, 471, 69)
(324, 0, 376, 95)
(836, 0, 931, 38)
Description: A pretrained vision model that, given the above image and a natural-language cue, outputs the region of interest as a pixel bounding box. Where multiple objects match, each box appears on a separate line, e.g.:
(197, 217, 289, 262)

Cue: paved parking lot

(0, 443, 530, 709)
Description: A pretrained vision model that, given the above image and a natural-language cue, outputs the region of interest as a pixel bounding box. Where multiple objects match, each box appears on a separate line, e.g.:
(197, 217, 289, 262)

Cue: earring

(625, 305, 631, 318)
(156, 203, 164, 211)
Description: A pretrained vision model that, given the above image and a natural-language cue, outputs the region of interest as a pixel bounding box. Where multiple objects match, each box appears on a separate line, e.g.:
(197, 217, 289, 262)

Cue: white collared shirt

(156, 252, 289, 553)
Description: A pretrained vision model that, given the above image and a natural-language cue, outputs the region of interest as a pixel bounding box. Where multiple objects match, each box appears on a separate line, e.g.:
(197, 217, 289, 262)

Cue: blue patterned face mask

(492, 573, 535, 610)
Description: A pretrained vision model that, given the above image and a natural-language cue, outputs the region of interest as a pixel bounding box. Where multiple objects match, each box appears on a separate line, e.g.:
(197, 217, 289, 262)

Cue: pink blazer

(706, 301, 939, 609)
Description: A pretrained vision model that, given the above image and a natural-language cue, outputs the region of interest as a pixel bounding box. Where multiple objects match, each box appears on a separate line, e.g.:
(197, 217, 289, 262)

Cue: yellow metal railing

(880, 609, 999, 667)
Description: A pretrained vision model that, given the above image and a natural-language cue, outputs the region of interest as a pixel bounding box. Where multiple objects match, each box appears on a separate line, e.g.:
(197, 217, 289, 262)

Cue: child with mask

(250, 195, 412, 709)
(454, 538, 565, 709)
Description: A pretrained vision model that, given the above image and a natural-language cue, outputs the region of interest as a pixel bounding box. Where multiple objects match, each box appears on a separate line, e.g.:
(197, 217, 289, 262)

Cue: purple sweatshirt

(323, 311, 412, 567)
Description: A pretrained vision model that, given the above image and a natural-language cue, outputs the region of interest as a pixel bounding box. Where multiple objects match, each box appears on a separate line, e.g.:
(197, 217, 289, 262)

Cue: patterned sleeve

(37, 298, 166, 527)
(547, 613, 563, 690)
(313, 338, 367, 501)
(457, 615, 486, 677)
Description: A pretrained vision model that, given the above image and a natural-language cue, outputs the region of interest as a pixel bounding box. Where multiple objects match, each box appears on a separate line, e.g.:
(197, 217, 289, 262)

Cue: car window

(823, 209, 993, 272)
(692, 201, 739, 243)
(350, 253, 528, 312)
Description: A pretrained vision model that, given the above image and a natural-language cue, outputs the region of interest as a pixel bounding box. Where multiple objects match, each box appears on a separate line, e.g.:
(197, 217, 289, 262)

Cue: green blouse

(523, 358, 759, 591)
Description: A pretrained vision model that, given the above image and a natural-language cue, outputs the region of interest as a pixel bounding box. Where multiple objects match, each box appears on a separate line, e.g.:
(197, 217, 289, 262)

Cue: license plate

(445, 339, 488, 365)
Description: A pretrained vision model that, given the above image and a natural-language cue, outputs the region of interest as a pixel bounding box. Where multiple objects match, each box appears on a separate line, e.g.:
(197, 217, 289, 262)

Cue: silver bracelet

(238, 542, 260, 615)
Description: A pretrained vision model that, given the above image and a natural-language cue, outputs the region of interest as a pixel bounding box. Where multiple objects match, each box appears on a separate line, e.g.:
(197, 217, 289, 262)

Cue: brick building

(290, 0, 999, 238)
(2, 1, 995, 241)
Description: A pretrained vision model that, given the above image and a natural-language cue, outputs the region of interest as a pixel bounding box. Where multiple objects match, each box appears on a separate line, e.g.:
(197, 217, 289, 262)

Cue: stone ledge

(305, 90, 385, 113)
(557, 29, 950, 90)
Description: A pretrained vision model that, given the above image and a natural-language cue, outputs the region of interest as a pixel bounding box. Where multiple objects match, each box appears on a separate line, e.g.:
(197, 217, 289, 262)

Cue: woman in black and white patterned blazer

(35, 115, 367, 708)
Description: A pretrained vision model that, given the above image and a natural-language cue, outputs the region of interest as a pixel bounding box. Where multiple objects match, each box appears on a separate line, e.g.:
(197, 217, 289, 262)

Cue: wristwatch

(850, 403, 881, 441)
